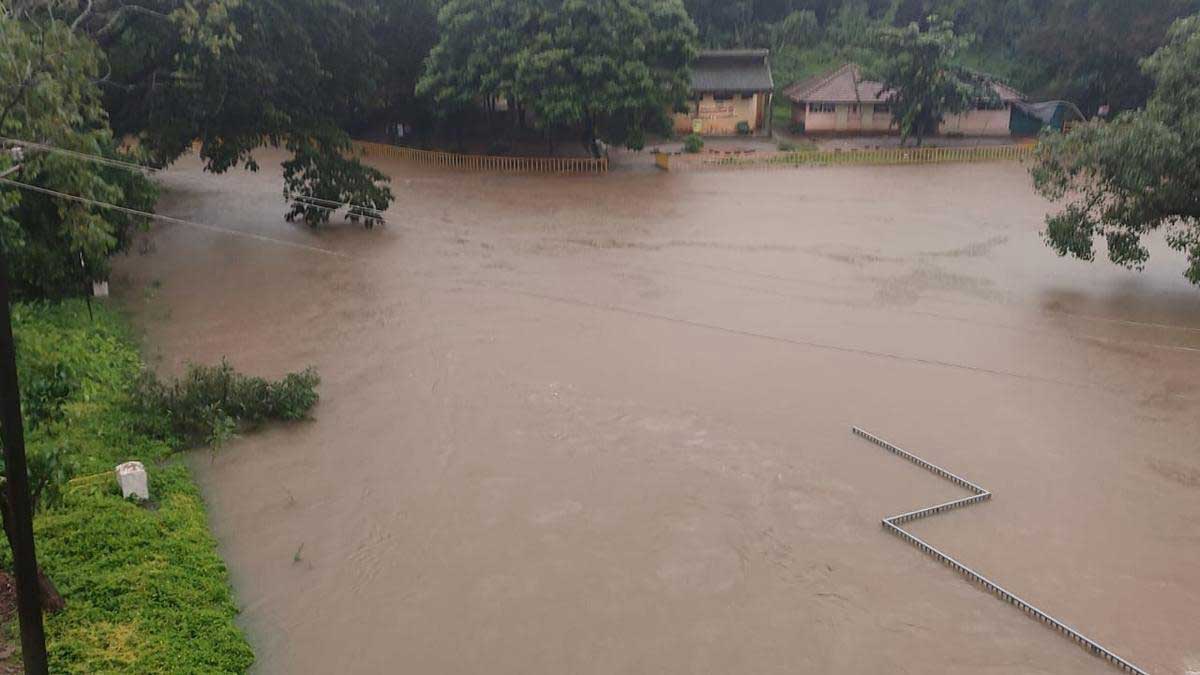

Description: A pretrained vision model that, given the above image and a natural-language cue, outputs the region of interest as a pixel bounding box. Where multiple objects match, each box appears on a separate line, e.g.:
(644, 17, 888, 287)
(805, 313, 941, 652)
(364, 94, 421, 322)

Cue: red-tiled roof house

(782, 63, 1025, 136)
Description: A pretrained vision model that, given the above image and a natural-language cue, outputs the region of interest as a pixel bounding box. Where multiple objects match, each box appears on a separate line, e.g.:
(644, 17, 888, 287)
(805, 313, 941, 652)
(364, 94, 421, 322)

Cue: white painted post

(115, 461, 149, 500)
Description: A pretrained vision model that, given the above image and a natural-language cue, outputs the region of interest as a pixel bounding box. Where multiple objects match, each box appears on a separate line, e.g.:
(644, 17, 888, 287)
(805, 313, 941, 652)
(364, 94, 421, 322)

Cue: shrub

(131, 360, 320, 449)
(778, 141, 799, 152)
(736, 120, 752, 135)
(789, 121, 806, 135)
(683, 134, 704, 153)
(7, 300, 254, 672)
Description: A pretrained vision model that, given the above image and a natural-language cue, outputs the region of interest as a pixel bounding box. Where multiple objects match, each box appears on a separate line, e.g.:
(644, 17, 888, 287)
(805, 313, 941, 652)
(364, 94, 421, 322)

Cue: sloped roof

(783, 63, 1025, 104)
(690, 49, 774, 93)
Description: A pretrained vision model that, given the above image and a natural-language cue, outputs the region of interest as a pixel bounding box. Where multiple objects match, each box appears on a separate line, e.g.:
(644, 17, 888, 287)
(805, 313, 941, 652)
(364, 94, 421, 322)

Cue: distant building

(674, 49, 775, 136)
(783, 63, 1026, 137)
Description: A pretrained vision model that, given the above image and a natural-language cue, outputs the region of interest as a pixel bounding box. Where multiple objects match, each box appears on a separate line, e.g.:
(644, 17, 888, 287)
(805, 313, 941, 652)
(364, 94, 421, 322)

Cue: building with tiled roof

(673, 50, 775, 136)
(783, 63, 1028, 137)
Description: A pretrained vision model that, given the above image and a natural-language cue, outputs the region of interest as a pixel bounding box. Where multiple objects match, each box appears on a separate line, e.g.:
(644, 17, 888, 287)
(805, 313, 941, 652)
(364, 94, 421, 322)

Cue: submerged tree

(873, 15, 990, 146)
(4, 0, 396, 245)
(1031, 14, 1200, 286)
(86, 0, 396, 225)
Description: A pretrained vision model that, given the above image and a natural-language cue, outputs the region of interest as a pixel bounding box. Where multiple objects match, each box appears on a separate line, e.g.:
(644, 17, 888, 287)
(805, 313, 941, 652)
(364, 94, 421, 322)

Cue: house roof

(690, 49, 774, 94)
(783, 63, 1025, 104)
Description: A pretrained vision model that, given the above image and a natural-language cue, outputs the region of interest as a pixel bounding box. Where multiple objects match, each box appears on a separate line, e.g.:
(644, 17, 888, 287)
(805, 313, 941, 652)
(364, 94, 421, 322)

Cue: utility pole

(0, 159, 49, 674)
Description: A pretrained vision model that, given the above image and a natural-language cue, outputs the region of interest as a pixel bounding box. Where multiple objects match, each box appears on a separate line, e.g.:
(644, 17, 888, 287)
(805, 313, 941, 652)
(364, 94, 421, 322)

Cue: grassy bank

(6, 301, 253, 673)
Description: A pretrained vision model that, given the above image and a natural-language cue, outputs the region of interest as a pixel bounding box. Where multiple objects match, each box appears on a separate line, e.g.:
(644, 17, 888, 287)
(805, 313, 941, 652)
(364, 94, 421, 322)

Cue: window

(810, 102, 836, 114)
(850, 104, 859, 114)
(874, 104, 890, 114)
(713, 93, 734, 101)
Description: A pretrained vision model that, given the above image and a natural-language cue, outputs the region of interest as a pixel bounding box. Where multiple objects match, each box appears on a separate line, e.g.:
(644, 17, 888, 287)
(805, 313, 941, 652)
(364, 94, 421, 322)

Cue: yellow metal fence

(657, 144, 1033, 171)
(354, 140, 608, 174)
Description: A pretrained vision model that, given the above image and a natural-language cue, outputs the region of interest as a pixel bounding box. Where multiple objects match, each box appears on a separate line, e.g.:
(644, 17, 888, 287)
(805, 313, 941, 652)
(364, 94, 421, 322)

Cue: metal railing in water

(851, 426, 1148, 675)
(354, 140, 608, 174)
(658, 144, 1034, 171)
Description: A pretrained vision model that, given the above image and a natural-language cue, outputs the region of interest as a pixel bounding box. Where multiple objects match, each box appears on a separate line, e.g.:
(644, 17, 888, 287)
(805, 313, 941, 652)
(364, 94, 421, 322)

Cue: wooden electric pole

(0, 161, 49, 673)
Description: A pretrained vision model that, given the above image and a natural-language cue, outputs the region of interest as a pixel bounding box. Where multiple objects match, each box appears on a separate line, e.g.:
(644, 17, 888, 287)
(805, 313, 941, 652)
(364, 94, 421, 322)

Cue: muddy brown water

(113, 150, 1200, 674)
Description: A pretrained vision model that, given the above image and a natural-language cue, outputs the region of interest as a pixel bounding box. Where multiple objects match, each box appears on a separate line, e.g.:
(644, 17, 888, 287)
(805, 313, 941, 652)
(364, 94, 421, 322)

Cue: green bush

(778, 141, 799, 152)
(131, 360, 320, 449)
(8, 300, 254, 672)
(736, 120, 751, 135)
(36, 465, 254, 673)
(683, 133, 704, 153)
(789, 121, 806, 135)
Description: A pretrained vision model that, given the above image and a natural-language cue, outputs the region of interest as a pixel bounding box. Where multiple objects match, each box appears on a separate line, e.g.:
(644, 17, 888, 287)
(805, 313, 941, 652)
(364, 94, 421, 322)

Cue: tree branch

(94, 4, 171, 38)
(70, 0, 93, 32)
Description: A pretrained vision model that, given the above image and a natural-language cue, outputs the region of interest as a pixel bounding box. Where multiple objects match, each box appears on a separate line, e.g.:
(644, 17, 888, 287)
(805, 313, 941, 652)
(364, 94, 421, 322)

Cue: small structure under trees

(673, 49, 775, 136)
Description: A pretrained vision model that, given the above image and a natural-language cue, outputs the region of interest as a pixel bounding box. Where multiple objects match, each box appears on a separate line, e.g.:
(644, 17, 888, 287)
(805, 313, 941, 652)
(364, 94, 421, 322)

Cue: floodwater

(114, 150, 1200, 674)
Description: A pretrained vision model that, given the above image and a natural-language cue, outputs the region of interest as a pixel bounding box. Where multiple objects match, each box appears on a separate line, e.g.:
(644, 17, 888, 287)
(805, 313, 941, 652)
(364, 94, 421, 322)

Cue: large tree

(873, 15, 990, 146)
(0, 9, 158, 298)
(419, 0, 698, 156)
(1031, 14, 1200, 286)
(5, 0, 398, 236)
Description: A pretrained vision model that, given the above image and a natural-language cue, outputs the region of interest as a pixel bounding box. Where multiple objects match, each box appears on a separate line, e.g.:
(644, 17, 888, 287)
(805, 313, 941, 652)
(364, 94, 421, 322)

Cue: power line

(0, 137, 161, 174)
(291, 195, 385, 219)
(0, 177, 350, 259)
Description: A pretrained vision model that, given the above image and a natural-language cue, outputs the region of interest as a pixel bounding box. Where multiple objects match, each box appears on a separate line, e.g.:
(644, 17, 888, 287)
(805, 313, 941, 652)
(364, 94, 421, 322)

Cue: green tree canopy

(1031, 14, 1200, 286)
(419, 0, 698, 155)
(0, 10, 157, 298)
(872, 15, 990, 146)
(2, 0, 411, 293)
(1018, 0, 1199, 116)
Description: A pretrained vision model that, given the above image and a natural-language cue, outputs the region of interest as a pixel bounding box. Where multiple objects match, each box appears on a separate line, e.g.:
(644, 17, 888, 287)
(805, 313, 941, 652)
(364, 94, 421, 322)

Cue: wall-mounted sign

(697, 102, 736, 118)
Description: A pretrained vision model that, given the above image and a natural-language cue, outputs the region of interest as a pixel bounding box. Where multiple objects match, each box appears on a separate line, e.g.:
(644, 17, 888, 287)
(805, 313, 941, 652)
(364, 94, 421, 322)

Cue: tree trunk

(583, 112, 598, 158)
(0, 489, 64, 613)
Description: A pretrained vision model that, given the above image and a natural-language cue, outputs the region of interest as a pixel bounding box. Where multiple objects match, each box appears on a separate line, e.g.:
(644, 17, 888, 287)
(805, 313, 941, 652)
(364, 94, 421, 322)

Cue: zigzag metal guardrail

(851, 427, 1148, 675)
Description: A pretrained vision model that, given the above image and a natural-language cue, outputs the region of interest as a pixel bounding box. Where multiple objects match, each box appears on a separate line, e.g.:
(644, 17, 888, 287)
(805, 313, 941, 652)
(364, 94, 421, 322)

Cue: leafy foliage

(683, 133, 704, 152)
(130, 359, 320, 449)
(4, 300, 253, 671)
(872, 15, 989, 146)
(419, 0, 698, 154)
(35, 464, 254, 674)
(0, 13, 158, 298)
(1031, 14, 1200, 286)
(1018, 0, 1199, 116)
(282, 139, 391, 228)
(3, 0, 406, 291)
(93, 0, 398, 223)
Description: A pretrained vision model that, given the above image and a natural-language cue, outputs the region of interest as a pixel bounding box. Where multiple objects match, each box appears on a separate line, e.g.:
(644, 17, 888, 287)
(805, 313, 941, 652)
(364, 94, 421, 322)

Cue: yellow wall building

(673, 50, 774, 136)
